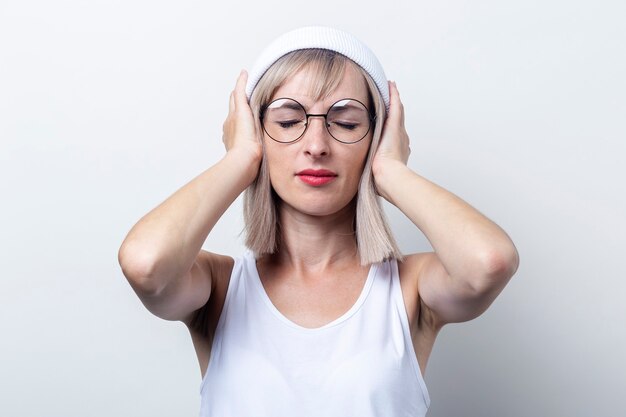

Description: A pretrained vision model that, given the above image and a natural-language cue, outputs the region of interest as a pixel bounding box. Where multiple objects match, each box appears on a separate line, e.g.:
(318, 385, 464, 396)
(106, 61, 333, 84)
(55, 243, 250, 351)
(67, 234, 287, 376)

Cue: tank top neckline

(246, 252, 379, 333)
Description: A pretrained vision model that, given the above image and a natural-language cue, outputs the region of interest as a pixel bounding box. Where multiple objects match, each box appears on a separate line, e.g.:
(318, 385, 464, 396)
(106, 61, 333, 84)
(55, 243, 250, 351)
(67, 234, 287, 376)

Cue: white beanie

(245, 26, 390, 110)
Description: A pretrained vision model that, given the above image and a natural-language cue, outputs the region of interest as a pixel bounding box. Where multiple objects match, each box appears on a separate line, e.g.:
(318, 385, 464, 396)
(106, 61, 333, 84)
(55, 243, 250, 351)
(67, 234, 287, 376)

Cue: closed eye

(332, 121, 359, 130)
(276, 120, 303, 129)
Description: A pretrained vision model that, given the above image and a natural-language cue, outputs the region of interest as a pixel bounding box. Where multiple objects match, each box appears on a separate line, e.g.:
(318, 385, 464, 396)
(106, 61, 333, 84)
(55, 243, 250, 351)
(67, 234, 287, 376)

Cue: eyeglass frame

(260, 97, 376, 144)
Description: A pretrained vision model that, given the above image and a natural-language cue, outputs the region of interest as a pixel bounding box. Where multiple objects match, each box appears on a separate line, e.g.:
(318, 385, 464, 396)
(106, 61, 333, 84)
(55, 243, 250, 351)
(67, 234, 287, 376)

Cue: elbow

(118, 242, 164, 296)
(484, 244, 520, 279)
(472, 243, 520, 293)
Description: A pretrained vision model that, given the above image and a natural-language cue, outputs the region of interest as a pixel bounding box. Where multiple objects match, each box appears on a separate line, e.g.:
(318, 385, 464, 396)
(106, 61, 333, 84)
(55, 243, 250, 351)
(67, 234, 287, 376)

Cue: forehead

(270, 63, 369, 109)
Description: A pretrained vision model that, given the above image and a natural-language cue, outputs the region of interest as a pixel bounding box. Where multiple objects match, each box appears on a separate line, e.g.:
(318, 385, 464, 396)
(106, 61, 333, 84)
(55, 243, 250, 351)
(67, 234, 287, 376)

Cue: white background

(1, 0, 624, 416)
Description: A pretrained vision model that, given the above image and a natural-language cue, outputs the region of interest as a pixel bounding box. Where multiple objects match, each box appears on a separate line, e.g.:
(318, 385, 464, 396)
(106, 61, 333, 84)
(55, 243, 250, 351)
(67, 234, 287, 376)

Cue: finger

(229, 90, 235, 113)
(233, 69, 249, 109)
(387, 80, 403, 126)
(392, 81, 406, 126)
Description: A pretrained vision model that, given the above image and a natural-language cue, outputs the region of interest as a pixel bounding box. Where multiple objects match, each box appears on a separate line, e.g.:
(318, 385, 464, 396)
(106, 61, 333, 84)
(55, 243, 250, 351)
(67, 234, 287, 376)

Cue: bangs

(254, 49, 350, 107)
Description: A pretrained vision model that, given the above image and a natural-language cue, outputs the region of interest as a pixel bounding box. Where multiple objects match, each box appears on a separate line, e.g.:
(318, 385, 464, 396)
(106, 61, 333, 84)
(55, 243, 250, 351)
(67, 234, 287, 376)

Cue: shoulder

(202, 251, 236, 285)
(397, 252, 432, 288)
(182, 251, 236, 333)
(397, 252, 446, 331)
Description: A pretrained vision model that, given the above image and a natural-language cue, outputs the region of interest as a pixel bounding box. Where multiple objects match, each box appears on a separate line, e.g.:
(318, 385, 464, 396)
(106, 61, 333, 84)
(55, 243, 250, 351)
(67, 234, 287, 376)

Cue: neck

(270, 201, 359, 273)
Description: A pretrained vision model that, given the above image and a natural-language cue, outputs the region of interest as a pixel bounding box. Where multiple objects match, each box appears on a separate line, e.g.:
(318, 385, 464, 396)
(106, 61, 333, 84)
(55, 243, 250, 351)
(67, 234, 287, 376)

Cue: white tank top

(198, 251, 430, 416)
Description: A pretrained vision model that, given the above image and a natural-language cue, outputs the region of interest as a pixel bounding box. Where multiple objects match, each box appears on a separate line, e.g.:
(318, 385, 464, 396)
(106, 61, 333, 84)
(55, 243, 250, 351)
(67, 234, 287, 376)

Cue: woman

(118, 26, 519, 416)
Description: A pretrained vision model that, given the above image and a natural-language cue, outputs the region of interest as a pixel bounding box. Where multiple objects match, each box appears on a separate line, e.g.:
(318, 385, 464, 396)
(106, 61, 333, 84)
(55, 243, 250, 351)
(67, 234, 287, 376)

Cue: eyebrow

(266, 98, 369, 116)
(268, 100, 302, 111)
(329, 104, 366, 112)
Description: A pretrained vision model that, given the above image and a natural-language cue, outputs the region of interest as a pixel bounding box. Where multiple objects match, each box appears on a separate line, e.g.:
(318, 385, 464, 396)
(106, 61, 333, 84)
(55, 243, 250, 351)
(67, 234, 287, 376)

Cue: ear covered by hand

(222, 70, 263, 163)
(372, 81, 411, 174)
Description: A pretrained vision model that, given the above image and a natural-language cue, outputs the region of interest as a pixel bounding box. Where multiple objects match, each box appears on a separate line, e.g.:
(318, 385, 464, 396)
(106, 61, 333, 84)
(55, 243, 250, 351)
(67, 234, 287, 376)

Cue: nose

(302, 116, 331, 157)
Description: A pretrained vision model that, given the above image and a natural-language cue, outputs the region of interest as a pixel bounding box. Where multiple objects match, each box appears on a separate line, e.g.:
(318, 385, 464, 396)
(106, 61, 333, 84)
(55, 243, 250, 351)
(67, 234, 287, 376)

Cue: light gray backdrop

(1, 0, 624, 416)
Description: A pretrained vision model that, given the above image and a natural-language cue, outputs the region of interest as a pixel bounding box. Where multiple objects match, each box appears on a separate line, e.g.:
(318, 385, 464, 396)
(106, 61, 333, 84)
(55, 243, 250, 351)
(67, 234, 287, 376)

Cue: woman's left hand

(372, 81, 411, 196)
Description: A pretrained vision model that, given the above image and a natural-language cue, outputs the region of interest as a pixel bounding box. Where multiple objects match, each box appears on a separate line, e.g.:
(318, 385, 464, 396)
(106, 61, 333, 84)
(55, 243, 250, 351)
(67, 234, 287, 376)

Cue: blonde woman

(118, 26, 519, 417)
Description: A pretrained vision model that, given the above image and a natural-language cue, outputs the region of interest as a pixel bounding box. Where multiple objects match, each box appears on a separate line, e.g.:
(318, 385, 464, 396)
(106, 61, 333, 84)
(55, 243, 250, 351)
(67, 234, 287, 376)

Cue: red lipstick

(296, 169, 337, 186)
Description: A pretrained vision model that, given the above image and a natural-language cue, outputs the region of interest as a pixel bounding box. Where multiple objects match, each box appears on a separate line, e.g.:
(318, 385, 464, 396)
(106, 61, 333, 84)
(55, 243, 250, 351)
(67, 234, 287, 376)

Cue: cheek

(352, 143, 371, 175)
(264, 143, 289, 187)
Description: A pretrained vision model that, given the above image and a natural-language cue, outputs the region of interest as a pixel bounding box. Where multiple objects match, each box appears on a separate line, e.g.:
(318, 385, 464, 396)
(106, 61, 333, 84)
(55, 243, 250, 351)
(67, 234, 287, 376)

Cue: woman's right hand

(222, 70, 263, 165)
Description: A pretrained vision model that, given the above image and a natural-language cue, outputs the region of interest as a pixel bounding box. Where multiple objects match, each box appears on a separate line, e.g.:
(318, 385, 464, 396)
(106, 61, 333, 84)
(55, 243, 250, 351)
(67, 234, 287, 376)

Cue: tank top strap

(387, 257, 431, 408)
(198, 251, 247, 394)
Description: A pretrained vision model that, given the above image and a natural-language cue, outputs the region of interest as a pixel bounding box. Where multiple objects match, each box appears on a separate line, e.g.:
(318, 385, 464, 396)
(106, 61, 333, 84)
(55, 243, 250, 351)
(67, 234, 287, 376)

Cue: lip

(296, 169, 337, 186)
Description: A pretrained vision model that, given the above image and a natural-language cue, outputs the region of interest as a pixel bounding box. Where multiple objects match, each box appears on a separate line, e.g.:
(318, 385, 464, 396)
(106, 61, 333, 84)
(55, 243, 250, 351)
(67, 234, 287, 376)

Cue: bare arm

(117, 70, 261, 322)
(373, 81, 519, 327)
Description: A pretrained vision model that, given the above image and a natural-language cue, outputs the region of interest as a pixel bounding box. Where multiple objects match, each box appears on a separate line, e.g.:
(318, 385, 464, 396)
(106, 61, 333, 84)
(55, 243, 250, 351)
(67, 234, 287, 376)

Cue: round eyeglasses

(261, 98, 374, 144)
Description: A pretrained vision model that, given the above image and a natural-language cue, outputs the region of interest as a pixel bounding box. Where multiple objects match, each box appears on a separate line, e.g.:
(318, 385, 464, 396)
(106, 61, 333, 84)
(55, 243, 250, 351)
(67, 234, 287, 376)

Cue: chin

(279, 195, 357, 219)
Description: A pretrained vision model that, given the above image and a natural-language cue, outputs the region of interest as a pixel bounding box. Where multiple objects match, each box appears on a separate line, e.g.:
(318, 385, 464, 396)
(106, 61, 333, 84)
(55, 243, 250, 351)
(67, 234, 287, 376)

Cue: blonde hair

(243, 49, 402, 265)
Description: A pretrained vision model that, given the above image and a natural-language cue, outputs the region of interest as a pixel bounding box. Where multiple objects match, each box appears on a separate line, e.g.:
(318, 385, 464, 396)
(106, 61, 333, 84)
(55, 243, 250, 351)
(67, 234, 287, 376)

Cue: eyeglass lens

(262, 98, 371, 143)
